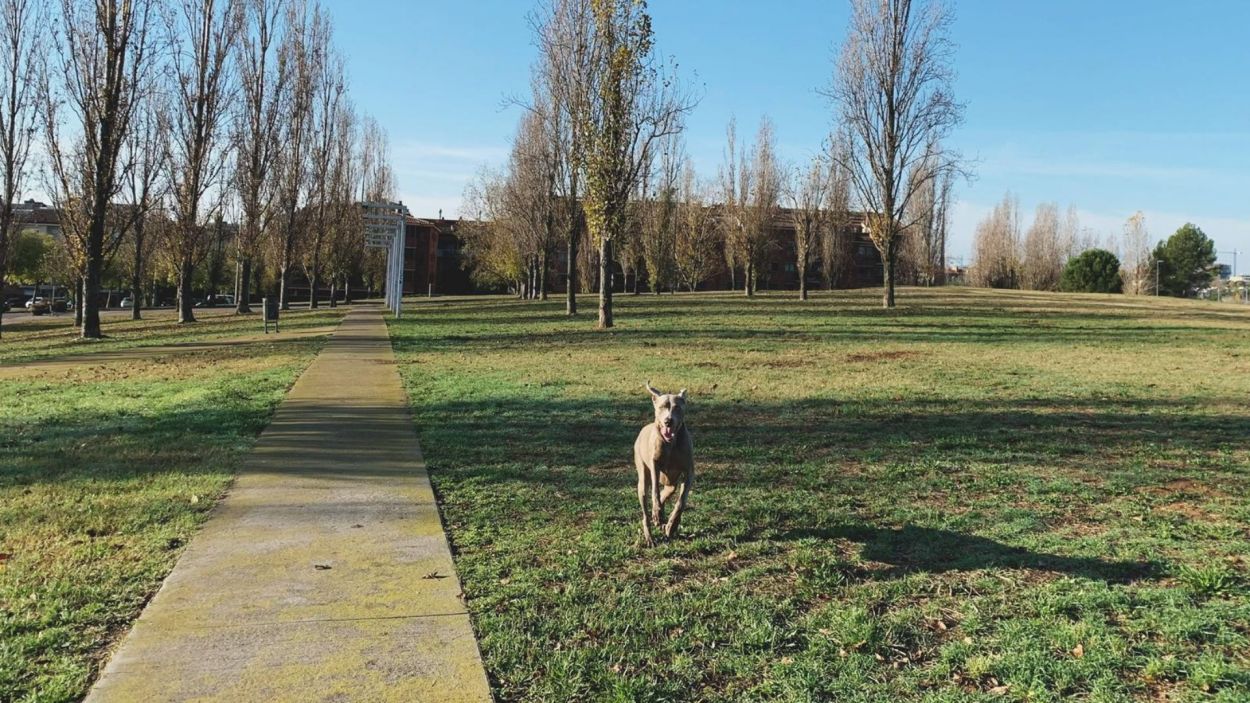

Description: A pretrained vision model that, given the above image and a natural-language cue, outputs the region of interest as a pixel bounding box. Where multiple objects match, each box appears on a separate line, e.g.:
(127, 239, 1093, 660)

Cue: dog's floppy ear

(645, 382, 662, 400)
(677, 389, 687, 401)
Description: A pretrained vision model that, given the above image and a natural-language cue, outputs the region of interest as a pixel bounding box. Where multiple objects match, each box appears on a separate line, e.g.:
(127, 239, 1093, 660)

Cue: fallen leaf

(725, 551, 738, 561)
(989, 684, 1010, 695)
(1072, 643, 1084, 659)
(962, 636, 973, 645)
(314, 563, 332, 570)
(190, 494, 199, 504)
(423, 571, 448, 580)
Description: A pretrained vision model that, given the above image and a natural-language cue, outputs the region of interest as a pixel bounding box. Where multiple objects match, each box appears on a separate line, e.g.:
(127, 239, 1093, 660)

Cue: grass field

(0, 307, 343, 702)
(0, 306, 344, 365)
(390, 288, 1250, 702)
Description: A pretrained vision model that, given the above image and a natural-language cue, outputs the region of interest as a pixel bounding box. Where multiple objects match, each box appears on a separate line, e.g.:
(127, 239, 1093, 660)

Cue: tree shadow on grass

(778, 524, 1163, 584)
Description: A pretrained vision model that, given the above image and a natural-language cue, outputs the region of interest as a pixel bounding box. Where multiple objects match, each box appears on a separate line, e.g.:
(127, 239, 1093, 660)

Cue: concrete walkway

(86, 309, 493, 703)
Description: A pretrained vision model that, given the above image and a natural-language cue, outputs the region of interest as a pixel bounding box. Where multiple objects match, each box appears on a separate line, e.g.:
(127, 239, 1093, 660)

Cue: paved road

(85, 308, 492, 703)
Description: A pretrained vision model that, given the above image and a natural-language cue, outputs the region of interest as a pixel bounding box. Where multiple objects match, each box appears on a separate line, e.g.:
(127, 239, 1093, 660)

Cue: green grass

(0, 312, 339, 702)
(389, 288, 1250, 703)
(0, 306, 344, 364)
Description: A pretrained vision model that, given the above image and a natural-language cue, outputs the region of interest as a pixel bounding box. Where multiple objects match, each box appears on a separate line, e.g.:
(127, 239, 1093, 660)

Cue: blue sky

(327, 0, 1250, 269)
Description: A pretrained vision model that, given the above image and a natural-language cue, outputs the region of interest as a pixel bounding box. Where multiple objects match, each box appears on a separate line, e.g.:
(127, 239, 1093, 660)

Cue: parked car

(29, 298, 50, 315)
(50, 298, 70, 313)
(25, 296, 45, 309)
(120, 297, 134, 308)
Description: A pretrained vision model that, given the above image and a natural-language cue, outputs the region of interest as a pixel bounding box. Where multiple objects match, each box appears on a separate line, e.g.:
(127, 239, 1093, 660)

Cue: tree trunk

(81, 246, 105, 337)
(329, 279, 337, 308)
(74, 277, 85, 327)
(279, 262, 290, 310)
(309, 261, 319, 309)
(178, 256, 196, 323)
(343, 273, 352, 304)
(598, 237, 613, 329)
(744, 260, 754, 297)
(236, 257, 252, 313)
(540, 249, 548, 301)
(566, 225, 578, 315)
(131, 225, 145, 321)
(799, 262, 808, 301)
(882, 242, 896, 309)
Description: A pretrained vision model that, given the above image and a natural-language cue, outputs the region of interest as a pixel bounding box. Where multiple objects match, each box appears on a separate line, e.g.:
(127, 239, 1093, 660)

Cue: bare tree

(534, 0, 592, 315)
(788, 153, 830, 300)
(120, 89, 170, 320)
(359, 115, 395, 201)
(1020, 202, 1063, 291)
(969, 192, 1020, 289)
(639, 131, 680, 294)
(901, 147, 951, 286)
(821, 132, 853, 289)
(304, 35, 345, 309)
(43, 0, 157, 338)
(718, 116, 746, 292)
(271, 0, 318, 310)
(673, 159, 716, 292)
(826, 0, 964, 307)
(502, 103, 560, 300)
(1121, 211, 1150, 295)
(0, 0, 41, 338)
(165, 0, 241, 323)
(232, 0, 287, 313)
(578, 0, 692, 328)
(321, 106, 358, 307)
(743, 118, 782, 296)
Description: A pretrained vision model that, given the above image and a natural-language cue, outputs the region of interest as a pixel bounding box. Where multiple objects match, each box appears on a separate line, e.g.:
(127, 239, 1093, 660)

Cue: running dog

(634, 383, 694, 546)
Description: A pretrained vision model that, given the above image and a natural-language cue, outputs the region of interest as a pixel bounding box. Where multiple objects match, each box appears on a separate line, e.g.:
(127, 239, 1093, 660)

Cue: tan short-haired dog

(634, 383, 694, 546)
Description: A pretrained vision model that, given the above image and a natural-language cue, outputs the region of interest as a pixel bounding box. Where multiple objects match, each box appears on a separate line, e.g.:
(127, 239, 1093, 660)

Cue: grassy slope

(0, 309, 342, 702)
(390, 289, 1250, 703)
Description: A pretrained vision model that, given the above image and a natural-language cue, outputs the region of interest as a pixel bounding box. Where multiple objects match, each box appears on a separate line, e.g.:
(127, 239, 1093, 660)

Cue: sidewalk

(85, 308, 493, 702)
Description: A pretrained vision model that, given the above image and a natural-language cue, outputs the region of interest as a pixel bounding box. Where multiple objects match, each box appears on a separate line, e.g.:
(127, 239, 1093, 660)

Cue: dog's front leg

(649, 466, 662, 528)
(664, 471, 693, 538)
(638, 471, 653, 547)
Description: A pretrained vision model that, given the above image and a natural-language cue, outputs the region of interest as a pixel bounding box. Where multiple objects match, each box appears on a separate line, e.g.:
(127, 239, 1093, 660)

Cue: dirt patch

(1142, 478, 1226, 500)
(762, 358, 813, 369)
(845, 350, 919, 363)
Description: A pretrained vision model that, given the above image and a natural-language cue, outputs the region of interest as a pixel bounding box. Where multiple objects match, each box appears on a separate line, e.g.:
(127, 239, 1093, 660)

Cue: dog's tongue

(661, 426, 674, 442)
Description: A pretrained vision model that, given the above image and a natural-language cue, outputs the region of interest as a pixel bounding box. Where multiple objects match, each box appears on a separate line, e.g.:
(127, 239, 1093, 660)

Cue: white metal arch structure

(362, 201, 410, 318)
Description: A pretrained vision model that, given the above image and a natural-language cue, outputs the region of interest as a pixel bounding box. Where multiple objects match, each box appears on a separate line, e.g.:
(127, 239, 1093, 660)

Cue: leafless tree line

(969, 194, 1156, 293)
(0, 0, 396, 340)
(460, 0, 965, 323)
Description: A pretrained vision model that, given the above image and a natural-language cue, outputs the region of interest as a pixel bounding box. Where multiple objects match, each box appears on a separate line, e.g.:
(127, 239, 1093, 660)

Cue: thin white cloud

(392, 140, 508, 164)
